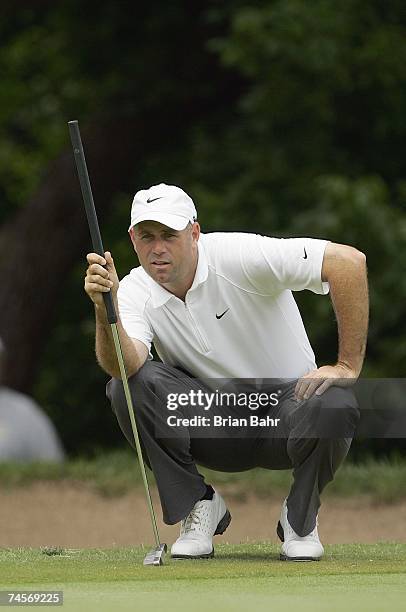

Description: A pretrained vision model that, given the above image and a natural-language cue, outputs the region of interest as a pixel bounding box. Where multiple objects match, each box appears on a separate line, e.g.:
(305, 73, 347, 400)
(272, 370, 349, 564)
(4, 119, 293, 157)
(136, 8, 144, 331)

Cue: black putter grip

(68, 120, 117, 324)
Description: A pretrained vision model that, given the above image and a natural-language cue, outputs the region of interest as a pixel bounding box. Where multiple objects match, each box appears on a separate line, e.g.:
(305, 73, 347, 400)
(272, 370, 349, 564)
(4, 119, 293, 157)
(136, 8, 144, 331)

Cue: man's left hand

(294, 363, 359, 402)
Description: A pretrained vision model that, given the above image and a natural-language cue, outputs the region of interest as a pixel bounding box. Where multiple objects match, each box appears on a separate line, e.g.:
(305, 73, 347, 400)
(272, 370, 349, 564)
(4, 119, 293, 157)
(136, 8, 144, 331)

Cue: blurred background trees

(0, 0, 404, 455)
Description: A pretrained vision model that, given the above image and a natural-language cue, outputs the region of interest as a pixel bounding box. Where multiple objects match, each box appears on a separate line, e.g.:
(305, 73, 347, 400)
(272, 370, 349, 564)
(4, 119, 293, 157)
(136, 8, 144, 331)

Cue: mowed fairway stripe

(0, 544, 405, 612)
(0, 575, 405, 612)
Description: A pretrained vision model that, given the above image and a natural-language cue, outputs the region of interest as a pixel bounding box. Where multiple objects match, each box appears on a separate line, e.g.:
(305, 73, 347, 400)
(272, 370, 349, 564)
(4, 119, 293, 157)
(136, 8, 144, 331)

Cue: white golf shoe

(277, 499, 324, 561)
(171, 490, 231, 559)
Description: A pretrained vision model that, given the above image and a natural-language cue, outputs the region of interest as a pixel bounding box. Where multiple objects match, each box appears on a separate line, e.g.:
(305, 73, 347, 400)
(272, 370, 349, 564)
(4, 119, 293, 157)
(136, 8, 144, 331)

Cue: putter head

(143, 543, 167, 566)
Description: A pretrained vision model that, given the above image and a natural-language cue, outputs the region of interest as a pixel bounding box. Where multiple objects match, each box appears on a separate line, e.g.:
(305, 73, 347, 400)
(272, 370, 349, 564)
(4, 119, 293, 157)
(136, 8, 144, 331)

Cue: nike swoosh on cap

(303, 247, 308, 259)
(146, 197, 163, 203)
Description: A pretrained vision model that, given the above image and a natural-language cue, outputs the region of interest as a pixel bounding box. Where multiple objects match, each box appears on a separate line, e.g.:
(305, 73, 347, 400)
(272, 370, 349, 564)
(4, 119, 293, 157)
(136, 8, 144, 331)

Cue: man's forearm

(94, 304, 142, 379)
(326, 250, 369, 376)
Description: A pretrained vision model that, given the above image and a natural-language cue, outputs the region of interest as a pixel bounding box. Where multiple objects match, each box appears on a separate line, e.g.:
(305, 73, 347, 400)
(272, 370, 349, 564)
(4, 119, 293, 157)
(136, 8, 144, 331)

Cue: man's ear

(191, 221, 200, 242)
(129, 227, 137, 252)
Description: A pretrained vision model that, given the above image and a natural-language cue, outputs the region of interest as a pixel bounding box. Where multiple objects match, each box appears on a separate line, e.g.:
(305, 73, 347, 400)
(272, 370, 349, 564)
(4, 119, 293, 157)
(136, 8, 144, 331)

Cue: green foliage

(0, 9, 92, 221)
(293, 175, 406, 373)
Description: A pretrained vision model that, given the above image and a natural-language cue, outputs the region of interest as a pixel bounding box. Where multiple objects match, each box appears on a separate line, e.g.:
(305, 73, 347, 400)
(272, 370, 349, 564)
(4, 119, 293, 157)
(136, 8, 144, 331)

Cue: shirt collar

(147, 239, 208, 308)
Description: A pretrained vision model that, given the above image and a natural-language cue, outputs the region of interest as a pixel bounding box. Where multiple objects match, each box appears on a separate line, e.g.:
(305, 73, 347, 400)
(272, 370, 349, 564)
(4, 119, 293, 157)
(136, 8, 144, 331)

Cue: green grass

(0, 450, 406, 502)
(0, 544, 405, 612)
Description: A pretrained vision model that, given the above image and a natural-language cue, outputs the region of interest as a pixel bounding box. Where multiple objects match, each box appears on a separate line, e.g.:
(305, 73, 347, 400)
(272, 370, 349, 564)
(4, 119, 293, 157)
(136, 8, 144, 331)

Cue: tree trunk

(0, 117, 150, 392)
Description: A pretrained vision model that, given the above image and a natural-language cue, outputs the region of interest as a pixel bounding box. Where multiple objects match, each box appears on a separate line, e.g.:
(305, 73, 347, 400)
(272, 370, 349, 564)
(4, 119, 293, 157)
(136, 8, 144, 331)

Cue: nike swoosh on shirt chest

(216, 308, 230, 320)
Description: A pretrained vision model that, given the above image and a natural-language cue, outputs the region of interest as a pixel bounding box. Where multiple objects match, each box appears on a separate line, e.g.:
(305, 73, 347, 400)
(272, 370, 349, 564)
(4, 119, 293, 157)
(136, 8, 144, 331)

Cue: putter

(68, 120, 167, 566)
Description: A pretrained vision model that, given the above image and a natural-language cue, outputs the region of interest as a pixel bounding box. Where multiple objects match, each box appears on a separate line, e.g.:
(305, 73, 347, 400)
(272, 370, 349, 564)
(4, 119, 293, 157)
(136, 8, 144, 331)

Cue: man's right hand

(85, 251, 148, 377)
(84, 251, 119, 308)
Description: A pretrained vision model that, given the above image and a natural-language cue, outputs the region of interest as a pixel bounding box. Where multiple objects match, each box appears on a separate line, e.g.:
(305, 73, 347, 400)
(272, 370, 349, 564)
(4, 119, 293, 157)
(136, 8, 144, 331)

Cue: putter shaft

(110, 323, 161, 548)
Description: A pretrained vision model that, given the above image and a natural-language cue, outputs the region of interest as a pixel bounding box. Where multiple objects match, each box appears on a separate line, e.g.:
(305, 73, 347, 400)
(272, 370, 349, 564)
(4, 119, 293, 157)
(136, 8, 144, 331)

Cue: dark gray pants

(106, 361, 359, 536)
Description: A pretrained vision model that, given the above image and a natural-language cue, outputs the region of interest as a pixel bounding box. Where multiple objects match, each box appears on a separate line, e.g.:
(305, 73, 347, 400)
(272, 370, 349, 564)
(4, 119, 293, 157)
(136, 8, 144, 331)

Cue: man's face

(130, 220, 200, 288)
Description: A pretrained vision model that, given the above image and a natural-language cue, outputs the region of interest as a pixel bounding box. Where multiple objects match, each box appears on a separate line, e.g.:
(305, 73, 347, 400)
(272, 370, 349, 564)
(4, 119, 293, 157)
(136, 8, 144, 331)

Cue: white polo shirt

(117, 232, 330, 379)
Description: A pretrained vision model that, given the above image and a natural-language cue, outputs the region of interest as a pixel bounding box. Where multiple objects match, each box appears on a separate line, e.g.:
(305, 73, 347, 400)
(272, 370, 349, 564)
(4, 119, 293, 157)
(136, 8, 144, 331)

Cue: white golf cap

(129, 183, 197, 231)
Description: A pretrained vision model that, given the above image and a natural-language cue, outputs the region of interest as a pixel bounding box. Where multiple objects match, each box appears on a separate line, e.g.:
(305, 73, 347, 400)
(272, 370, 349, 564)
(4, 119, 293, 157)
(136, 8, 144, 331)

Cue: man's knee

(316, 386, 360, 436)
(106, 377, 128, 420)
(106, 361, 161, 410)
(106, 360, 186, 421)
